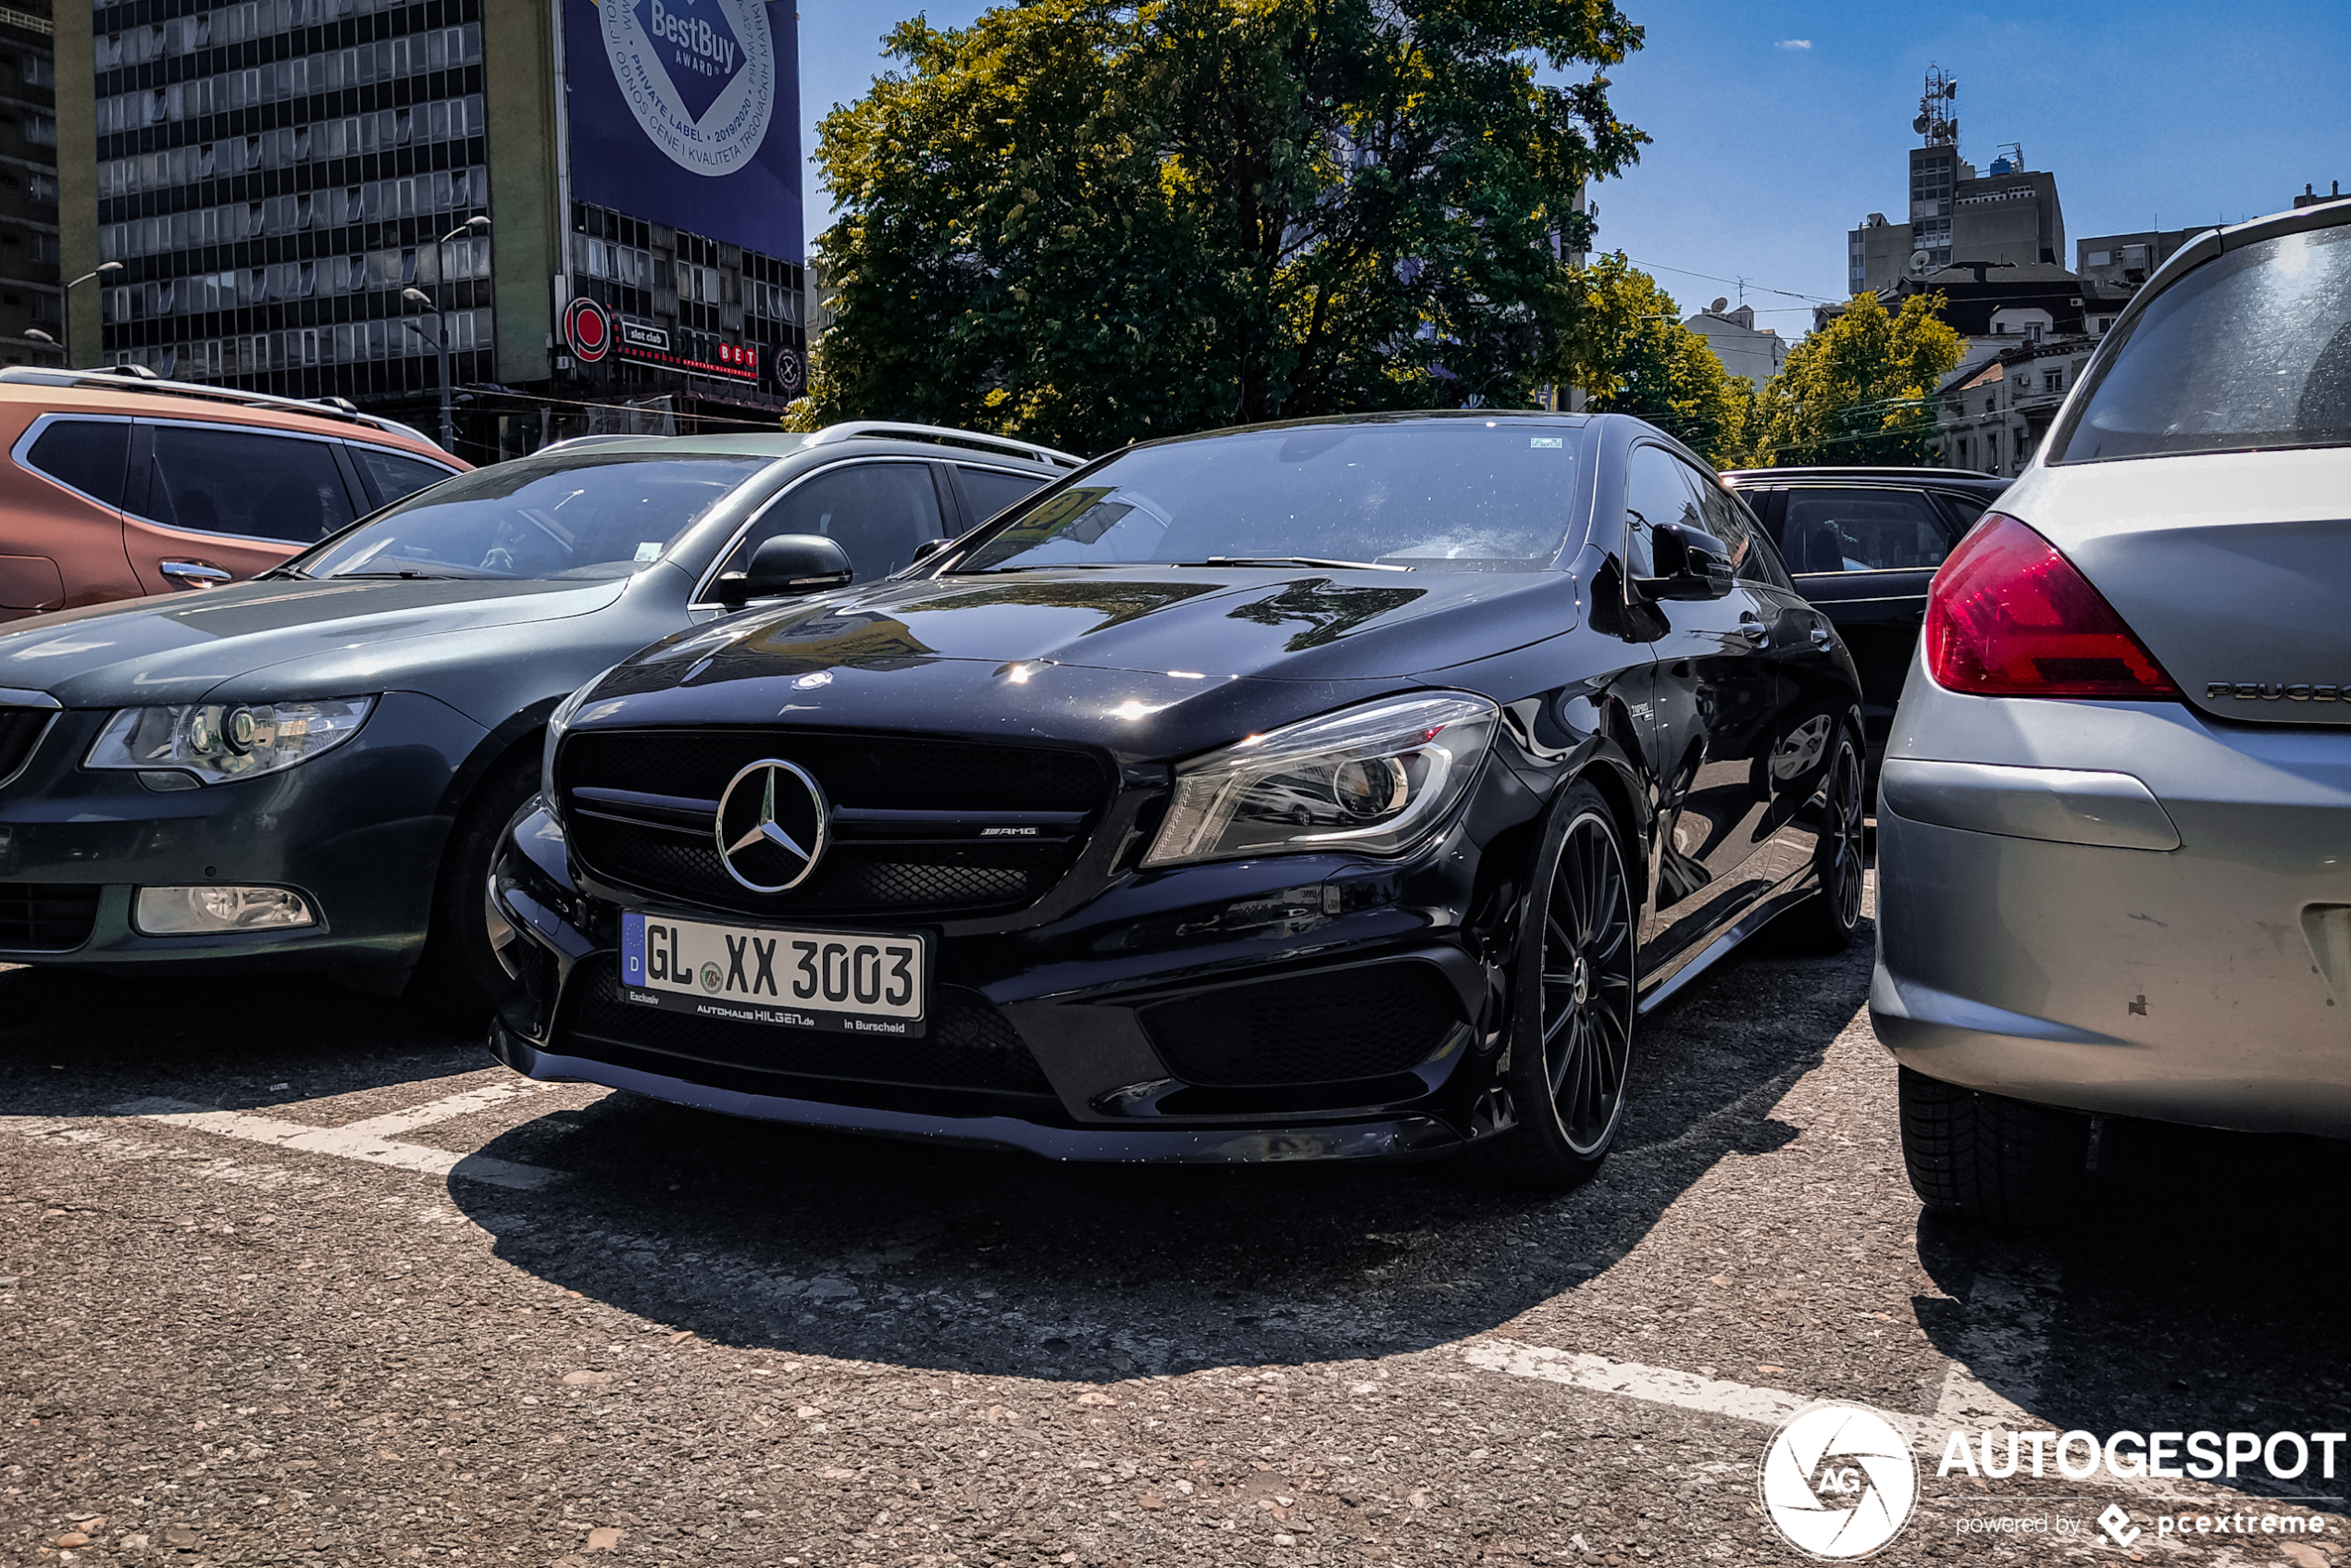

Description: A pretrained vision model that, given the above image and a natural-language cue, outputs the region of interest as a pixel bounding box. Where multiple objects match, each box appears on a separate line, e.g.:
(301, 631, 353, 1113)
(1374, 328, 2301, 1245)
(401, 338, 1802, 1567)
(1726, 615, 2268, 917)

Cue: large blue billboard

(564, 0, 802, 262)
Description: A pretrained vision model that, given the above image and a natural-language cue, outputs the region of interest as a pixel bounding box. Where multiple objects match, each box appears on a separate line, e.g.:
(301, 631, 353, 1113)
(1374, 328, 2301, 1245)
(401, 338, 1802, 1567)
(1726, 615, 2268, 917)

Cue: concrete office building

(1681, 298, 1787, 390)
(0, 0, 61, 367)
(1847, 69, 2066, 296)
(52, 0, 807, 460)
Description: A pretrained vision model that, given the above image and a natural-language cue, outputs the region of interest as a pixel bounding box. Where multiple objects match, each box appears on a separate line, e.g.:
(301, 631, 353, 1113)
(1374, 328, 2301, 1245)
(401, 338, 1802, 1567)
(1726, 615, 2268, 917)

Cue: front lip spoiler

(489, 1020, 1465, 1164)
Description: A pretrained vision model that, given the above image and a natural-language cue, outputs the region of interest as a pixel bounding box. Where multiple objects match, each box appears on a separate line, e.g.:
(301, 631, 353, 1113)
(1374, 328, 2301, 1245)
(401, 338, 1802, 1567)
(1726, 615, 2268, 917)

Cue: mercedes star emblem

(714, 758, 829, 893)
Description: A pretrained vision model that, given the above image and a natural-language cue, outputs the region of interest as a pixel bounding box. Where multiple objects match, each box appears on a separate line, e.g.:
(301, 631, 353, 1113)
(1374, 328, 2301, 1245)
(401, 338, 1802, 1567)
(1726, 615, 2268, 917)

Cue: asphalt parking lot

(6, 870, 2349, 1567)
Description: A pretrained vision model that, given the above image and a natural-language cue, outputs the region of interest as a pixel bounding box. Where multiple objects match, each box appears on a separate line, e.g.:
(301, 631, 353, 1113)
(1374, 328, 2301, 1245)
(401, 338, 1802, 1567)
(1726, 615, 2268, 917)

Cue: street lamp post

(399, 218, 489, 454)
(23, 328, 59, 366)
(61, 261, 124, 368)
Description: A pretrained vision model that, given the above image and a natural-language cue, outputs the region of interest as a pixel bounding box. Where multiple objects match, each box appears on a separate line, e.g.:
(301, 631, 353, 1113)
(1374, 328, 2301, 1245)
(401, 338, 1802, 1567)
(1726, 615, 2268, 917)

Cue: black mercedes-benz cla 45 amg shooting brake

(489, 413, 1866, 1185)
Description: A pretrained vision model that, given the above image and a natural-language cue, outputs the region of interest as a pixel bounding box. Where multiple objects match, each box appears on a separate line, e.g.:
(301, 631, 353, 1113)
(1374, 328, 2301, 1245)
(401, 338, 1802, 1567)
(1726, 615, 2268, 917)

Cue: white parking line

(112, 1082, 564, 1191)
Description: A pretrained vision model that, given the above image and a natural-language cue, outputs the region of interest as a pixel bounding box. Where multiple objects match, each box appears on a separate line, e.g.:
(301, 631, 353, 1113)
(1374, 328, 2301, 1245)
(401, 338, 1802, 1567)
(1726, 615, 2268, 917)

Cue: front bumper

(0, 692, 487, 973)
(1871, 660, 2351, 1139)
(489, 770, 1548, 1162)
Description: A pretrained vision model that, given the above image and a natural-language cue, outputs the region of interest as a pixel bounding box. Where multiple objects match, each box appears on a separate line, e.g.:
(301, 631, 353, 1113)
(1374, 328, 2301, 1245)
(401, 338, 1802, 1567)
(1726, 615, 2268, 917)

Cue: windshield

(956, 421, 1586, 574)
(2055, 223, 2351, 462)
(297, 454, 771, 580)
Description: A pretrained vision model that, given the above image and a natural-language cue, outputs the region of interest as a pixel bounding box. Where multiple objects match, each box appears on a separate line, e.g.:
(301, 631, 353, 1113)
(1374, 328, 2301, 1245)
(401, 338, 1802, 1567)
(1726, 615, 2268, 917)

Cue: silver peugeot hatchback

(1873, 193, 2351, 1222)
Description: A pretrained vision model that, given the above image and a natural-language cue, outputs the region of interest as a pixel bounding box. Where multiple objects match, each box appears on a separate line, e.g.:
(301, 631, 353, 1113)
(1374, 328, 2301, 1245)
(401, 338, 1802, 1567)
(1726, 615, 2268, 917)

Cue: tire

(408, 748, 543, 1022)
(1475, 781, 1639, 1191)
(1897, 1066, 2090, 1226)
(1779, 725, 1866, 953)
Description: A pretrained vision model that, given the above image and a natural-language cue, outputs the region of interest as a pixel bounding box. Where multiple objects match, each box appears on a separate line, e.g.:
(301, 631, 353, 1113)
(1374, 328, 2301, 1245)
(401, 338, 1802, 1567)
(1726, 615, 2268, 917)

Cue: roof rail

(0, 365, 453, 453)
(802, 420, 1086, 469)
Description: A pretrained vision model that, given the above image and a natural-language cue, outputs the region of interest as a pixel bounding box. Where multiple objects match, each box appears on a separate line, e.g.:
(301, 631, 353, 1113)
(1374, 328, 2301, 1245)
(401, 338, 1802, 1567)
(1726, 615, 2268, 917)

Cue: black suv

(1720, 467, 2009, 778)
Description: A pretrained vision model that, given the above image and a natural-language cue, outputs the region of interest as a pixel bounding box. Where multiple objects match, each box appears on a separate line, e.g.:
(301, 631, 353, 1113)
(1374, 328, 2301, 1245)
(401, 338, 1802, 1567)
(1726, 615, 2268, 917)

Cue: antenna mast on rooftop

(1911, 65, 1959, 149)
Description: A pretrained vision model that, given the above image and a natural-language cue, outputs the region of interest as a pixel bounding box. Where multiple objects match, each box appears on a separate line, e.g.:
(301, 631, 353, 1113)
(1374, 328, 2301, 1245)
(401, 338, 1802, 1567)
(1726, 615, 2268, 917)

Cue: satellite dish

(1909, 251, 1934, 275)
(1912, 114, 1931, 134)
(1710, 296, 1730, 313)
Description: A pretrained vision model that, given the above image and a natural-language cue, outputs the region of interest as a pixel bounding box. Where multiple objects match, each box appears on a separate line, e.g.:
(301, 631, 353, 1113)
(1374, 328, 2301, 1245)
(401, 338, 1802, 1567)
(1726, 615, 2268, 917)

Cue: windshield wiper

(1181, 555, 1411, 572)
(329, 569, 474, 581)
(255, 566, 311, 580)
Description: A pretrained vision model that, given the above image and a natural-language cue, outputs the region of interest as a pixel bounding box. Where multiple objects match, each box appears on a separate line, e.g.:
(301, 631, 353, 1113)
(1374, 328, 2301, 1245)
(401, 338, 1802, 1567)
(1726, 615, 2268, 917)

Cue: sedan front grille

(0, 883, 100, 952)
(0, 707, 52, 785)
(557, 728, 1108, 918)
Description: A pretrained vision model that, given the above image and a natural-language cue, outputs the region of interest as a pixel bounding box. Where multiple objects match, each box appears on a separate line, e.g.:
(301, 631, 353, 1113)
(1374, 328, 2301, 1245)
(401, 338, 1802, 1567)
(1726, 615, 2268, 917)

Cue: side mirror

(713, 534, 853, 607)
(1633, 522, 1735, 602)
(910, 537, 952, 564)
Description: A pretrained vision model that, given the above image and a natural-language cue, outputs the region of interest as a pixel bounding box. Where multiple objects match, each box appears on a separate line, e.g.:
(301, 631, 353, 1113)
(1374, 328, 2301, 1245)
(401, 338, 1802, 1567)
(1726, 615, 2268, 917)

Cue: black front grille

(0, 707, 51, 783)
(0, 884, 100, 952)
(1142, 963, 1466, 1088)
(567, 956, 1052, 1095)
(558, 728, 1108, 917)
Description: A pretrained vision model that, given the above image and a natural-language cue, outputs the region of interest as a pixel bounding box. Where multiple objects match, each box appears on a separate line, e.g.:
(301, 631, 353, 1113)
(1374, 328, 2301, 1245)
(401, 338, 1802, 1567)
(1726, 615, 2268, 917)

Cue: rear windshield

(955, 421, 1586, 574)
(2054, 223, 2351, 462)
(294, 454, 768, 581)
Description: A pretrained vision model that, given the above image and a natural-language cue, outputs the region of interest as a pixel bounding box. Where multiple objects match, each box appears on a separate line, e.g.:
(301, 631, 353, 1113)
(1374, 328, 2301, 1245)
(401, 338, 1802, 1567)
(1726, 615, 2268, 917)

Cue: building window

(28, 173, 56, 205)
(22, 53, 50, 88)
(26, 114, 56, 147)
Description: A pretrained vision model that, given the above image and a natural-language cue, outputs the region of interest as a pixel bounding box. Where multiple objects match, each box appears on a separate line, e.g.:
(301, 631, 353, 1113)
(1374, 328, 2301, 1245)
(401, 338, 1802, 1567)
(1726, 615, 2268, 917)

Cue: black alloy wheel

(1784, 727, 1866, 952)
(1479, 781, 1638, 1188)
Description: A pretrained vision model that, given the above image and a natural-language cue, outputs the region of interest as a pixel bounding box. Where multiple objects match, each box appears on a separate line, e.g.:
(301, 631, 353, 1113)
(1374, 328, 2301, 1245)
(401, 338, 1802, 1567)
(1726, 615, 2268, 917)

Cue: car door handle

(1735, 614, 1769, 644)
(1809, 626, 1835, 649)
(160, 559, 232, 589)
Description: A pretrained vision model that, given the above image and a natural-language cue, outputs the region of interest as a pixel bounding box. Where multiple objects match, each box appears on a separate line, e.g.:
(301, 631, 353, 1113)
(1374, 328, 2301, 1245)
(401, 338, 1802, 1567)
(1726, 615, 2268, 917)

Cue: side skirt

(1634, 874, 1822, 1016)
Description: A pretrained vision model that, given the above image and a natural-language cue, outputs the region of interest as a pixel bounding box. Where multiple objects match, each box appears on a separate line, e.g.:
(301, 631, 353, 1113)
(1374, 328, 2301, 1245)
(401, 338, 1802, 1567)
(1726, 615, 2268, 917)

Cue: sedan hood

(0, 576, 629, 708)
(624, 566, 1574, 687)
(571, 566, 1575, 765)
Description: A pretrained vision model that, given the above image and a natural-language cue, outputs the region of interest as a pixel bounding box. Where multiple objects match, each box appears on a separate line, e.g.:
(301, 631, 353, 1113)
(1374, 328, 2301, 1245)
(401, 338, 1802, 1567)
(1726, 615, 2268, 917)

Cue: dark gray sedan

(0, 423, 1070, 1008)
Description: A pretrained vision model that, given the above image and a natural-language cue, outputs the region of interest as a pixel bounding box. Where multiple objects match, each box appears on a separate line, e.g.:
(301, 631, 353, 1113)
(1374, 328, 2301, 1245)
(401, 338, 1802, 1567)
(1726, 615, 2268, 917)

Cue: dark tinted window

(299, 454, 768, 580)
(718, 461, 945, 588)
(353, 445, 454, 506)
(2057, 223, 2351, 461)
(1623, 445, 1703, 579)
(1696, 474, 1790, 588)
(25, 418, 129, 506)
(960, 422, 1585, 574)
(1780, 489, 1955, 573)
(143, 425, 355, 542)
(957, 465, 1049, 526)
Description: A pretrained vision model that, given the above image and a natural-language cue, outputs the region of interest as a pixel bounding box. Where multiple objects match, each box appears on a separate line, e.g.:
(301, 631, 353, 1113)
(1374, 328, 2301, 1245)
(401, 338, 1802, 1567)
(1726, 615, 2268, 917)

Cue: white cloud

(1775, 38, 1812, 50)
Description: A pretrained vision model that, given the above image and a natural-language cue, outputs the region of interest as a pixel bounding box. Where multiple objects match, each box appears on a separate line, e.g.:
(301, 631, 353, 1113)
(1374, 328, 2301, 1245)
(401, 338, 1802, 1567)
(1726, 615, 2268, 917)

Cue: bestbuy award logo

(1760, 1402, 1920, 1559)
(597, 0, 776, 178)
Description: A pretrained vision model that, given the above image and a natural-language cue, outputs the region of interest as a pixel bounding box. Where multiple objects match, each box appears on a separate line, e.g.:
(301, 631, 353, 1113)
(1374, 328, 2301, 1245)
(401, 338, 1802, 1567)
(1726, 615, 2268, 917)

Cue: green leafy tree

(1748, 291, 1965, 467)
(1574, 252, 1750, 466)
(797, 0, 1648, 453)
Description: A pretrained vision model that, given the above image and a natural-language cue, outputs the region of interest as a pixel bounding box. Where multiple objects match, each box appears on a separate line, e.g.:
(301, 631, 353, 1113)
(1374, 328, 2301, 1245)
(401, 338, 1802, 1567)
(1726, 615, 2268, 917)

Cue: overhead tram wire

(1622, 258, 1844, 307)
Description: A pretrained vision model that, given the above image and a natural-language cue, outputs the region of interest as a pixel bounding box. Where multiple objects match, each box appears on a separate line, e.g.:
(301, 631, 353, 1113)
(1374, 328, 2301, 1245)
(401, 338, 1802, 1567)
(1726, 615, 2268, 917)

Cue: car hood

(628, 566, 1570, 685)
(0, 576, 630, 708)
(567, 566, 1576, 764)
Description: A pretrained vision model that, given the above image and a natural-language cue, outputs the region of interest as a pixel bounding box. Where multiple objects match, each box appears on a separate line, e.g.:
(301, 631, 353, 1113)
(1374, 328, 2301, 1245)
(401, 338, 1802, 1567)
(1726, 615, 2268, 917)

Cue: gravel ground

(5, 873, 2349, 1566)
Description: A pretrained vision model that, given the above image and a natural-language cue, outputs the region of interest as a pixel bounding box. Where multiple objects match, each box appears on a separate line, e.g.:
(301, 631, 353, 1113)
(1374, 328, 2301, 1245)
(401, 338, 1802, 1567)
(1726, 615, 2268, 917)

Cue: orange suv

(0, 366, 465, 620)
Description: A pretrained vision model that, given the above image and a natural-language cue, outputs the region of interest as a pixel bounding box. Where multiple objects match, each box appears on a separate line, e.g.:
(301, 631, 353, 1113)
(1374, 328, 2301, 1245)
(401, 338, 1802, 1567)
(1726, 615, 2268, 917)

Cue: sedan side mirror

(1633, 522, 1736, 602)
(713, 534, 853, 607)
(910, 537, 952, 563)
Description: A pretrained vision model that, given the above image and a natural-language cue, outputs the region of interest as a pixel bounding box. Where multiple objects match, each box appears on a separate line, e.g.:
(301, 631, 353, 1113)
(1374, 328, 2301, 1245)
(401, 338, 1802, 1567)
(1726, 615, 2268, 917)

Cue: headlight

(542, 666, 621, 805)
(1143, 693, 1499, 868)
(86, 697, 375, 785)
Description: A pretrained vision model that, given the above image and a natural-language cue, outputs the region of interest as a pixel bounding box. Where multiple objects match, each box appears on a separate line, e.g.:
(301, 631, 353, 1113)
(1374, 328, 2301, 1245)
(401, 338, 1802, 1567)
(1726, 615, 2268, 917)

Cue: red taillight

(1925, 514, 2180, 699)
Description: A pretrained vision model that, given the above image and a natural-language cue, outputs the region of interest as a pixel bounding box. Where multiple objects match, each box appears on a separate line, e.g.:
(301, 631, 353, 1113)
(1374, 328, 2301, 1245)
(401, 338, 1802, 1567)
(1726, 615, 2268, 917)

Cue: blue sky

(796, 2, 2351, 330)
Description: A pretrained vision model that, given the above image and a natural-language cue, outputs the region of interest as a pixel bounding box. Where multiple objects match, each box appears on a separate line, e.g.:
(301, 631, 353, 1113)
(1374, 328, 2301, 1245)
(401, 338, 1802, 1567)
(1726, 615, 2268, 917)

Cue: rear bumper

(1871, 660, 2351, 1139)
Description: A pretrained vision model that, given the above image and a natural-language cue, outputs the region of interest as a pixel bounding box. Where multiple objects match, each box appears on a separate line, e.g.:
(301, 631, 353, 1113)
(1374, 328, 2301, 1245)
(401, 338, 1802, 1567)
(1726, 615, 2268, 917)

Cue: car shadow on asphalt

(0, 964, 490, 1114)
(1913, 1126, 2351, 1506)
(442, 922, 1874, 1381)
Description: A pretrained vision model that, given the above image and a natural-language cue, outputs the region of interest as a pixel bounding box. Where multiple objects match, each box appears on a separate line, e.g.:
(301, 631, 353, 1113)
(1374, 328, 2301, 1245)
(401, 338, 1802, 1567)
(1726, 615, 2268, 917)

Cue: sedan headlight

(1143, 693, 1499, 868)
(86, 698, 375, 785)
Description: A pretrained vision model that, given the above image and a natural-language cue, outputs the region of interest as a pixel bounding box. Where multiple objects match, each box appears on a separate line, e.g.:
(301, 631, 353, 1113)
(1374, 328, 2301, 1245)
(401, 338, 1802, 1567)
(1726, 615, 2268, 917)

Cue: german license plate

(618, 912, 927, 1037)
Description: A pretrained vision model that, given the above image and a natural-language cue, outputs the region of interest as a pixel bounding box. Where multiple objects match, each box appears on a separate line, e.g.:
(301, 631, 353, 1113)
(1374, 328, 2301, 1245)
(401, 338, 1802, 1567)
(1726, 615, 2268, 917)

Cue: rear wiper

(1181, 555, 1411, 572)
